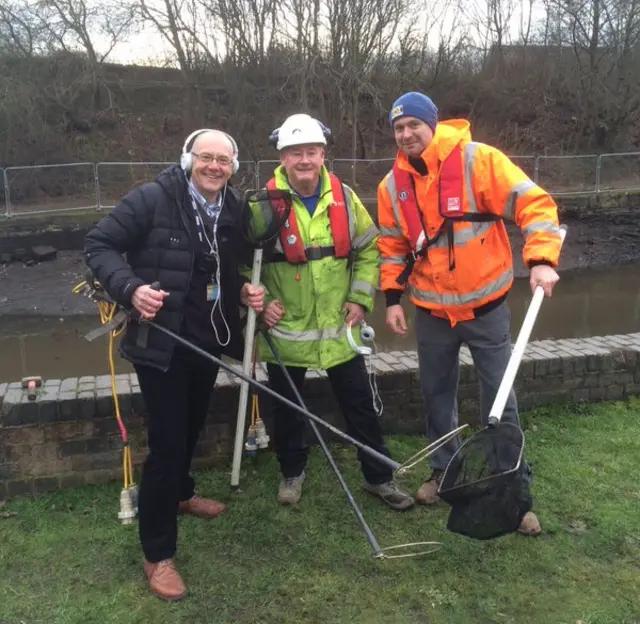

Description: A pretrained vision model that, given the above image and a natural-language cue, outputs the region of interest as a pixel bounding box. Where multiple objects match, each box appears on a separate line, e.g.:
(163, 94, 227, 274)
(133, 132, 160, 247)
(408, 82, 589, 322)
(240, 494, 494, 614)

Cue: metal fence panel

(257, 160, 280, 188)
(233, 161, 259, 191)
(331, 159, 395, 204)
(3, 151, 639, 217)
(536, 155, 598, 195)
(5, 163, 97, 216)
(598, 152, 640, 193)
(96, 162, 174, 210)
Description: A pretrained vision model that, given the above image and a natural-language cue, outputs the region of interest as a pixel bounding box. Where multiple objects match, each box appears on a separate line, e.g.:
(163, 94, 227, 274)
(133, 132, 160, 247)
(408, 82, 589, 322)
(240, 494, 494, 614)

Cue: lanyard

(189, 193, 220, 251)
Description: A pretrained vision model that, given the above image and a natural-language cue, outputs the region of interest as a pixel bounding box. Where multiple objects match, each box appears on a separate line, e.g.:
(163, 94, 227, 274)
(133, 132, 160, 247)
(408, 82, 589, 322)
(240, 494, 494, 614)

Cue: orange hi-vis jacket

(377, 119, 562, 326)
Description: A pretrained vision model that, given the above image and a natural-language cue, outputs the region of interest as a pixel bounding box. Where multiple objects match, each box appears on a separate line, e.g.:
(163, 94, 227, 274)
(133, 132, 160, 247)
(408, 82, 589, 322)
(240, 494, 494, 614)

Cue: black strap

(395, 214, 503, 285)
(265, 245, 338, 264)
(83, 310, 128, 342)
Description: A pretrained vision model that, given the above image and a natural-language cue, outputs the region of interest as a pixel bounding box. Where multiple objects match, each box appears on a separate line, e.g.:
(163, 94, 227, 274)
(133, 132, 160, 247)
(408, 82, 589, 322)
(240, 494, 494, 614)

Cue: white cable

(346, 321, 384, 418)
(209, 184, 231, 347)
(190, 184, 231, 347)
(367, 343, 384, 418)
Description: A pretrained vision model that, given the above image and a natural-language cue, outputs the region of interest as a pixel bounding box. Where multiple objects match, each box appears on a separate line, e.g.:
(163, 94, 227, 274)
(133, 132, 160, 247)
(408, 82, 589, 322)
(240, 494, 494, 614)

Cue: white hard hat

(271, 114, 328, 151)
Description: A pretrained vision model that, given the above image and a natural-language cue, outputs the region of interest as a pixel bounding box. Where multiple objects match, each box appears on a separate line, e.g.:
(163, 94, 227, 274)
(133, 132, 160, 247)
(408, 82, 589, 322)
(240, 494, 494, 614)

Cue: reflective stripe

(350, 280, 376, 297)
(409, 267, 513, 307)
(384, 173, 403, 232)
(464, 142, 480, 213)
(343, 184, 357, 241)
(523, 221, 561, 240)
(268, 326, 344, 342)
(428, 221, 495, 250)
(504, 180, 537, 218)
(351, 224, 379, 249)
(381, 256, 406, 265)
(379, 225, 403, 238)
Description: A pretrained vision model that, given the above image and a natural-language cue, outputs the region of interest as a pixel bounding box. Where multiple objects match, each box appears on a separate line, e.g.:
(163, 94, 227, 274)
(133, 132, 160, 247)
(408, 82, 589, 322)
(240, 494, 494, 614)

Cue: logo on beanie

(391, 105, 403, 120)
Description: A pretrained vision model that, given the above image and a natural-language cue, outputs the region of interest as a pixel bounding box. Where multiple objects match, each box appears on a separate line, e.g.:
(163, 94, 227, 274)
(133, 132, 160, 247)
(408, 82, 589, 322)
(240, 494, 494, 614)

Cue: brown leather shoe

(143, 559, 187, 601)
(415, 470, 444, 505)
(178, 495, 227, 519)
(517, 511, 542, 536)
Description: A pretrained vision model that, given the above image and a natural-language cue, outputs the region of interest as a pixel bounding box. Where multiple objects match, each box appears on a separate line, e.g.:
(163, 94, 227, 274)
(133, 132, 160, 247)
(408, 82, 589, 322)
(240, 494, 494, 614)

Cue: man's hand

(132, 285, 169, 320)
(530, 265, 559, 297)
(241, 283, 265, 313)
(262, 300, 285, 327)
(386, 304, 408, 336)
(343, 302, 365, 326)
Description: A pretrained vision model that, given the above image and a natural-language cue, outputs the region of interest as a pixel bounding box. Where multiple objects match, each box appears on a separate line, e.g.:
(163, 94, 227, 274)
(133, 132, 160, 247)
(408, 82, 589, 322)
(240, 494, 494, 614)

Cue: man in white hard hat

(250, 113, 415, 511)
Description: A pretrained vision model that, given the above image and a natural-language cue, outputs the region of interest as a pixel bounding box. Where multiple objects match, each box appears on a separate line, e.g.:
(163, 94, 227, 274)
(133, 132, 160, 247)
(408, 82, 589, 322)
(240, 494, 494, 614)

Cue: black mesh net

(438, 422, 532, 540)
(241, 188, 293, 249)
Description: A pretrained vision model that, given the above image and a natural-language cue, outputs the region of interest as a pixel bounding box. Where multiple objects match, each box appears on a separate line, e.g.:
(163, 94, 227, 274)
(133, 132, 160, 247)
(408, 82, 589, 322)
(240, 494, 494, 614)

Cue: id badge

(207, 280, 220, 302)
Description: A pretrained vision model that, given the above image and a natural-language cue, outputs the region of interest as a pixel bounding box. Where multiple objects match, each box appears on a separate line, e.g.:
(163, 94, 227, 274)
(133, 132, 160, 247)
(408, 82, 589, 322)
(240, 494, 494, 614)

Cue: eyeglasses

(192, 152, 233, 167)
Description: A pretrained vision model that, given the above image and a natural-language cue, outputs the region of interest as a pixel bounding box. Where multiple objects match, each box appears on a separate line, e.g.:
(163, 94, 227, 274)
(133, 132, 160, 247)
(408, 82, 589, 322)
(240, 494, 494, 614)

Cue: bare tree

(544, 0, 640, 147)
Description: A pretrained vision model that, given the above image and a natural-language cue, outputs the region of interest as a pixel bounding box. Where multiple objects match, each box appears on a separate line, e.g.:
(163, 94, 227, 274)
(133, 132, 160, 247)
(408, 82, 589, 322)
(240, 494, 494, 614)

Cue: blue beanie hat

(389, 92, 438, 131)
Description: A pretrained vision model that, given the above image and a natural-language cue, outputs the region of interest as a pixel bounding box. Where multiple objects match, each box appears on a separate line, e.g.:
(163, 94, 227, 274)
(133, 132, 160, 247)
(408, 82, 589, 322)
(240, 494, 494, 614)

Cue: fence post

(94, 163, 101, 210)
(4, 168, 12, 217)
(595, 155, 602, 194)
(1, 168, 6, 217)
(533, 156, 540, 184)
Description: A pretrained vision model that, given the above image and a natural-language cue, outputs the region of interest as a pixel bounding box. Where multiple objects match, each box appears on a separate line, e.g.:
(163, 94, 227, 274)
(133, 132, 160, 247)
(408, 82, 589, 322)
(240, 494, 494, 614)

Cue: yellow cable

(73, 279, 133, 490)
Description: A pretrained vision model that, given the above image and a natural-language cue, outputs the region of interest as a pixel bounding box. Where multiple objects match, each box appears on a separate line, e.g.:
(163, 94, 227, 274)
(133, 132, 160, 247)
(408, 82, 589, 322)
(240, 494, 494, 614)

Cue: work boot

(415, 469, 444, 505)
(517, 511, 542, 536)
(364, 480, 415, 511)
(178, 495, 226, 519)
(277, 471, 305, 505)
(143, 558, 187, 602)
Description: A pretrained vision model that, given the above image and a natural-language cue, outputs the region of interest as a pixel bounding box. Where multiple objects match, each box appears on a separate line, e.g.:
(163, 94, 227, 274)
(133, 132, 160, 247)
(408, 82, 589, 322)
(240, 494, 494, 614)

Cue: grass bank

(1, 400, 639, 624)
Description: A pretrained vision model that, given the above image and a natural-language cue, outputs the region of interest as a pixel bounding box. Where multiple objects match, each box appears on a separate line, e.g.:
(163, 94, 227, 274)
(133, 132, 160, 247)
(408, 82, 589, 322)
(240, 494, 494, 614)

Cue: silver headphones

(180, 128, 240, 175)
(346, 321, 375, 356)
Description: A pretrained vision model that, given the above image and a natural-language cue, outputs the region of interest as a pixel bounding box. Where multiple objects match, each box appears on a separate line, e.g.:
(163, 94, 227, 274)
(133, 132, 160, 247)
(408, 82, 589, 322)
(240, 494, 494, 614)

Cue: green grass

(2, 400, 640, 624)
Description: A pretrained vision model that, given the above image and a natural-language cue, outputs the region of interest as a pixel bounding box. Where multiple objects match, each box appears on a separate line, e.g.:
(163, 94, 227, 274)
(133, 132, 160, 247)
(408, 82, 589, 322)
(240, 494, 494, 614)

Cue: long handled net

(438, 225, 568, 540)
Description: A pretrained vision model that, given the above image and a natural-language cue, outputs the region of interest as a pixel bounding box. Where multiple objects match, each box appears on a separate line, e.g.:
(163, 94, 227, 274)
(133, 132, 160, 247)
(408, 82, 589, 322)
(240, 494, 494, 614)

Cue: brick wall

(1, 333, 640, 500)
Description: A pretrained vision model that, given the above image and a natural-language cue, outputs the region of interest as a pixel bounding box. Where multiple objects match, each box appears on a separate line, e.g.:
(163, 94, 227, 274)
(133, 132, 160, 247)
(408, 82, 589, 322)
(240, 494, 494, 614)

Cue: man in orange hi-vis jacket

(377, 91, 563, 536)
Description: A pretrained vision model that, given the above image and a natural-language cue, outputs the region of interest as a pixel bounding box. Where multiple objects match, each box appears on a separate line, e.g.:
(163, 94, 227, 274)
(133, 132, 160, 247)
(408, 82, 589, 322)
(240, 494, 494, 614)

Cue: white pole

(488, 225, 567, 424)
(230, 248, 263, 487)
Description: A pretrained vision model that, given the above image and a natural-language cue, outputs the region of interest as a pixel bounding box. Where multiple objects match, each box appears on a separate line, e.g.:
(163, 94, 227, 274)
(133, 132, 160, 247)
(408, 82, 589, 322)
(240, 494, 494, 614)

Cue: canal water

(0, 263, 638, 382)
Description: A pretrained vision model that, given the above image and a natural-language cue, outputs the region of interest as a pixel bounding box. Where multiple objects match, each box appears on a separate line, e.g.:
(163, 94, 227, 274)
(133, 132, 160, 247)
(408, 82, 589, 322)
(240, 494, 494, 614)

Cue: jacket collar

(395, 119, 472, 174)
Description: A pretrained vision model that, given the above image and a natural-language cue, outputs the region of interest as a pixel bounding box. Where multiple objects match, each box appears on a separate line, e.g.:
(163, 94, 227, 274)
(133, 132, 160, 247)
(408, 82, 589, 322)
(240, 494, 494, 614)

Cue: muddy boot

(277, 471, 306, 505)
(364, 480, 415, 511)
(415, 469, 444, 505)
(517, 511, 542, 536)
(143, 558, 187, 602)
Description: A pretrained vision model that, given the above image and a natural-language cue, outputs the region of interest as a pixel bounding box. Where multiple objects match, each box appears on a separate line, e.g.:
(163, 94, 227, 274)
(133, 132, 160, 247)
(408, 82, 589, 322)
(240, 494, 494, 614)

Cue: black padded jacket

(84, 164, 251, 371)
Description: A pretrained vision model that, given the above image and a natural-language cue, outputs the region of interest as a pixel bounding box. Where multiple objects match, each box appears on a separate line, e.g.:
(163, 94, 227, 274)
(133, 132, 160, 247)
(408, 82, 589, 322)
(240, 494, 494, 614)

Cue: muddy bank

(0, 211, 639, 318)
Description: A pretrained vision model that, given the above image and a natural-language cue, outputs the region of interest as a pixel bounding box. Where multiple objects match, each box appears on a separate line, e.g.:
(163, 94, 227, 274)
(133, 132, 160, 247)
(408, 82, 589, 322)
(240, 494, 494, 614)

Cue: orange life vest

(266, 174, 351, 264)
(392, 144, 500, 283)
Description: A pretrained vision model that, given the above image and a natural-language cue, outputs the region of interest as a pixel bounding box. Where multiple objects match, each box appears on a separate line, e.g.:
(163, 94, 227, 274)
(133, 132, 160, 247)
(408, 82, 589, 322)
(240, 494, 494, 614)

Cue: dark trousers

(267, 355, 393, 485)
(134, 346, 219, 563)
(415, 302, 531, 483)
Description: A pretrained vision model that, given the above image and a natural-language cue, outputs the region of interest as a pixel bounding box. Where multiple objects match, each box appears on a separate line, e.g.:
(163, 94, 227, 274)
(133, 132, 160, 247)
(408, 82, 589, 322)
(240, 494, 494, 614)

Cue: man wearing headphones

(253, 113, 415, 511)
(85, 129, 264, 601)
